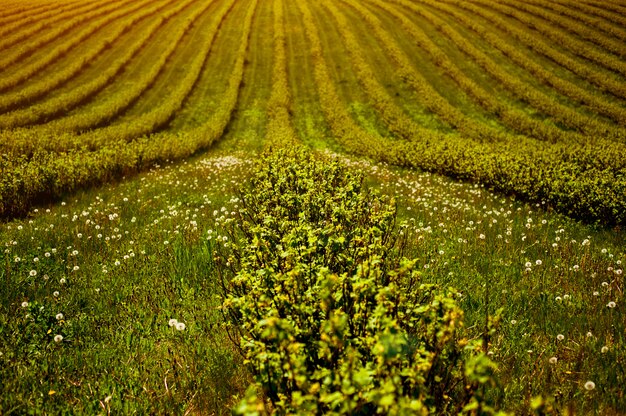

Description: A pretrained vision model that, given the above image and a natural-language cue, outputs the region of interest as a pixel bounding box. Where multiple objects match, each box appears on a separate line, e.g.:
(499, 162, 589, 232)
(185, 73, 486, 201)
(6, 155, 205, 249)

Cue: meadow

(1, 0, 625, 414)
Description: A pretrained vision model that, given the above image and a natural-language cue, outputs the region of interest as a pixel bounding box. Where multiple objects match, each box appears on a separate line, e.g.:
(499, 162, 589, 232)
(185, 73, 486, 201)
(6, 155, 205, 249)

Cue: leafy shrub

(217, 148, 502, 414)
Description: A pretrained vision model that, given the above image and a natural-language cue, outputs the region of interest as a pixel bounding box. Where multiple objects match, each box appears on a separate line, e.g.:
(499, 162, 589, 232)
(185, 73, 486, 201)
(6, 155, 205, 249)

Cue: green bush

(217, 148, 502, 415)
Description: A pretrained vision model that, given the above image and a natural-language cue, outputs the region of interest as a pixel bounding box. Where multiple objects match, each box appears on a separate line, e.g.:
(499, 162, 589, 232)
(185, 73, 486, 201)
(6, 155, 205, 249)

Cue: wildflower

(53, 291, 60, 297)
(601, 346, 609, 353)
(72, 266, 79, 271)
(54, 335, 63, 343)
(510, 320, 517, 325)
(21, 301, 29, 308)
(536, 260, 542, 266)
(549, 357, 558, 364)
(607, 301, 616, 308)
(479, 234, 485, 240)
(555, 296, 562, 302)
(175, 322, 186, 331)
(168, 319, 178, 327)
(556, 334, 565, 341)
(29, 270, 37, 277)
(56, 313, 64, 320)
(59, 278, 66, 284)
(525, 262, 532, 268)
(601, 282, 609, 287)
(584, 381, 595, 391)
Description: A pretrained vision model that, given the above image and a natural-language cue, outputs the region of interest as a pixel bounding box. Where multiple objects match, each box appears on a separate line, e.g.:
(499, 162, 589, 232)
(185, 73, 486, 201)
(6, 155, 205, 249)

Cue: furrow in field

(295, 0, 399, 159)
(467, 0, 626, 78)
(11, 0, 211, 135)
(264, 0, 298, 147)
(0, 0, 114, 54)
(0, 0, 190, 124)
(340, 0, 515, 143)
(283, 0, 334, 149)
(495, 0, 625, 58)
(0, 0, 139, 76)
(435, 0, 626, 100)
(60, 0, 240, 149)
(0, 0, 236, 155)
(560, 0, 626, 28)
(576, 0, 626, 21)
(211, 0, 271, 152)
(413, 0, 626, 126)
(116, 0, 234, 122)
(166, 0, 249, 131)
(319, 0, 436, 143)
(378, 0, 626, 141)
(520, 0, 626, 42)
(309, 0, 396, 140)
(0, 3, 49, 21)
(0, 1, 82, 31)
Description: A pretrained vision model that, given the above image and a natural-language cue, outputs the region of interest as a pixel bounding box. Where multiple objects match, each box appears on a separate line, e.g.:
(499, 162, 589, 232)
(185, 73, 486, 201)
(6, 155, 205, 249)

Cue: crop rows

(0, 0, 104, 52)
(0, 0, 139, 75)
(1, 0, 625, 226)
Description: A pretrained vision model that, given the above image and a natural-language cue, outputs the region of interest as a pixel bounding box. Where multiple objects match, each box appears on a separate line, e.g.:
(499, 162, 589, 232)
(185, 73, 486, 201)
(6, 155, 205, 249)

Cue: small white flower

(21, 301, 29, 308)
(601, 346, 609, 353)
(59, 278, 66, 285)
(53, 291, 60, 297)
(29, 270, 37, 277)
(56, 313, 64, 320)
(525, 262, 532, 268)
(584, 381, 595, 391)
(175, 322, 186, 331)
(556, 334, 565, 341)
(479, 234, 486, 240)
(607, 301, 616, 308)
(549, 356, 558, 364)
(168, 319, 178, 327)
(535, 260, 542, 266)
(54, 335, 63, 343)
(73, 266, 79, 271)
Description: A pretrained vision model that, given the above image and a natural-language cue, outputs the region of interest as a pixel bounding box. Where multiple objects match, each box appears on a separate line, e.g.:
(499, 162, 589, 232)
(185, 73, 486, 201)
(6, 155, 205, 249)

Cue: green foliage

(218, 149, 500, 414)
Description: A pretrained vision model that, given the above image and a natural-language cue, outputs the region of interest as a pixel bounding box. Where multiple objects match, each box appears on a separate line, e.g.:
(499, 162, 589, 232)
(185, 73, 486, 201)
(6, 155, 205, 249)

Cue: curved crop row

(341, 0, 514, 144)
(293, 0, 626, 226)
(528, 0, 626, 42)
(0, 0, 110, 53)
(414, 0, 626, 126)
(0, 0, 260, 219)
(44, 0, 238, 150)
(468, 0, 626, 77)
(0, 2, 50, 21)
(320, 0, 440, 143)
(0, 0, 138, 75)
(265, 0, 298, 147)
(436, 0, 626, 100)
(495, 0, 625, 58)
(0, 1, 82, 33)
(297, 0, 394, 158)
(379, 0, 626, 141)
(0, 0, 193, 123)
(573, 0, 626, 24)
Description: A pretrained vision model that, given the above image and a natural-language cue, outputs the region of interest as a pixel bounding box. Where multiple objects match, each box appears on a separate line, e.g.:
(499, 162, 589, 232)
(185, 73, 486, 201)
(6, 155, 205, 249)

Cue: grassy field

(1, 0, 625, 414)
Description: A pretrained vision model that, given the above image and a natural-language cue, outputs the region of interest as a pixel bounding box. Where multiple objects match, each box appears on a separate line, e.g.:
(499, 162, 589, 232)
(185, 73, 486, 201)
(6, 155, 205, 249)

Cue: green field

(1, 0, 625, 414)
